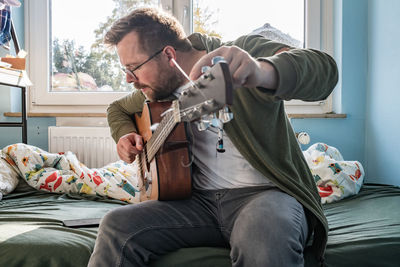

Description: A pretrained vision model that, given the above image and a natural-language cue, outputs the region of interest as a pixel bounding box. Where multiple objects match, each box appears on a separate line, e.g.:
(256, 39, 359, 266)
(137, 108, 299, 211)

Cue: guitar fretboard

(145, 108, 177, 162)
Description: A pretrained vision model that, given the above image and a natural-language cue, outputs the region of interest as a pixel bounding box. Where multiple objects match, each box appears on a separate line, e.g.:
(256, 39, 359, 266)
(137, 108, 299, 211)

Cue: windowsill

(288, 113, 347, 119)
(4, 112, 346, 119)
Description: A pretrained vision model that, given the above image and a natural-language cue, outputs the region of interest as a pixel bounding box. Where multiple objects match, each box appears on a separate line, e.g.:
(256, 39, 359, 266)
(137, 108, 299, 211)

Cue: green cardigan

(107, 33, 338, 264)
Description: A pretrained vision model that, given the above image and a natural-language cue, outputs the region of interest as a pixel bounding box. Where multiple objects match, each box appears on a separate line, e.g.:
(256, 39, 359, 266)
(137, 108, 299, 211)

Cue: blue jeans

(88, 186, 308, 267)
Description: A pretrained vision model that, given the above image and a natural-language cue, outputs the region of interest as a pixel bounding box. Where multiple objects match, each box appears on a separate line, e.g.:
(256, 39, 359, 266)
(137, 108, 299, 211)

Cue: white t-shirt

(189, 123, 273, 190)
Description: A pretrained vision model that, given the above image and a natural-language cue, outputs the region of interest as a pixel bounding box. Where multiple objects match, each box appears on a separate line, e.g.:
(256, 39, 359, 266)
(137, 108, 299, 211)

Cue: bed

(1, 181, 399, 267)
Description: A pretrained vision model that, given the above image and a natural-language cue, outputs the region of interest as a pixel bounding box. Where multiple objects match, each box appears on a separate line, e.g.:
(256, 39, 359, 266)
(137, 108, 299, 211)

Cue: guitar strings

(141, 108, 196, 173)
(147, 112, 175, 160)
(147, 110, 172, 156)
(147, 109, 172, 151)
(139, 103, 213, 169)
(148, 105, 207, 160)
(147, 104, 201, 161)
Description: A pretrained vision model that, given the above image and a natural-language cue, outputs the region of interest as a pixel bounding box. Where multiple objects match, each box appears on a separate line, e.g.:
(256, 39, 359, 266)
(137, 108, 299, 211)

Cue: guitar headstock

(177, 61, 233, 122)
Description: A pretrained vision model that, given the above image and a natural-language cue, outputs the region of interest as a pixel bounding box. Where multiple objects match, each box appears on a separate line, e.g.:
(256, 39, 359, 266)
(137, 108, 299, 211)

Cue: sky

(52, 0, 304, 50)
(52, 0, 117, 50)
(197, 0, 304, 42)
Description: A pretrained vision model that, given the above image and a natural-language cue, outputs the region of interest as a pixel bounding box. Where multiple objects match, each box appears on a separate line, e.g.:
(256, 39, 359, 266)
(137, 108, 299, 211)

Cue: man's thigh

(227, 188, 308, 266)
(100, 190, 227, 250)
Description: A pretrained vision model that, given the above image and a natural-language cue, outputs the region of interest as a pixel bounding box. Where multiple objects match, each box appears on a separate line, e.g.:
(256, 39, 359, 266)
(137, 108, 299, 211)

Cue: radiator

(48, 126, 119, 168)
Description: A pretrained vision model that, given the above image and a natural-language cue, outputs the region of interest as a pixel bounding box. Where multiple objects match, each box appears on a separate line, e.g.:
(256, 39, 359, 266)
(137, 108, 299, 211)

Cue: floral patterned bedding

(303, 143, 365, 204)
(0, 142, 365, 204)
(0, 143, 141, 203)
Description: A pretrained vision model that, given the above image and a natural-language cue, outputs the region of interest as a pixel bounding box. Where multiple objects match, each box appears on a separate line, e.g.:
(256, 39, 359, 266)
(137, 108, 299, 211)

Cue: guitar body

(135, 101, 192, 201)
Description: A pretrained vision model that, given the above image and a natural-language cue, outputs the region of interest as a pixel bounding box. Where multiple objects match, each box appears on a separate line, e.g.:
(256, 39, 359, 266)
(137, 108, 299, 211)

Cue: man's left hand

(189, 45, 278, 90)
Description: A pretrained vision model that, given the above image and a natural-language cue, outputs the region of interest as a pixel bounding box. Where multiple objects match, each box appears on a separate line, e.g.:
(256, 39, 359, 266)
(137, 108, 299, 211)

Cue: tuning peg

(202, 99, 217, 111)
(196, 120, 210, 131)
(201, 66, 211, 74)
(196, 113, 213, 131)
(201, 65, 214, 80)
(191, 106, 202, 118)
(219, 107, 233, 123)
(181, 86, 198, 96)
(181, 89, 190, 96)
(211, 56, 226, 65)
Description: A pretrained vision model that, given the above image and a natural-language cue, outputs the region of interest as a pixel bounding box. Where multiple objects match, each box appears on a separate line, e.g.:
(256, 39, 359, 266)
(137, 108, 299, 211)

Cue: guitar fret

(148, 117, 175, 159)
(148, 113, 171, 149)
(150, 113, 172, 144)
(147, 111, 171, 148)
(146, 113, 176, 162)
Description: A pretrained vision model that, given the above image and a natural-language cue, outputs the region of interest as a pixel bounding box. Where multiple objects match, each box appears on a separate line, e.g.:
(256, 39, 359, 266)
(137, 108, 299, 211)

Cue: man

(88, 7, 338, 267)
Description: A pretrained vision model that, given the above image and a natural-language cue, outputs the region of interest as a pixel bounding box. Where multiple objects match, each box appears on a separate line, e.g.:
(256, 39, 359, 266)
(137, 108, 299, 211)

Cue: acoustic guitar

(135, 61, 233, 201)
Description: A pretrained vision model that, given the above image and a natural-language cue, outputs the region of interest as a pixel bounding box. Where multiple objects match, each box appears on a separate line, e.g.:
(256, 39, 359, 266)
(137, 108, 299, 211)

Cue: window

(50, 1, 134, 93)
(191, 0, 334, 114)
(26, 0, 166, 113)
(26, 0, 332, 114)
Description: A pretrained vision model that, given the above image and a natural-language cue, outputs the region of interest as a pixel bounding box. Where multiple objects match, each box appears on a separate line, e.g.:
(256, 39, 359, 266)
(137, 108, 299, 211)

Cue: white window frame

(26, 0, 332, 114)
(284, 0, 334, 114)
(25, 0, 190, 114)
(26, 0, 125, 113)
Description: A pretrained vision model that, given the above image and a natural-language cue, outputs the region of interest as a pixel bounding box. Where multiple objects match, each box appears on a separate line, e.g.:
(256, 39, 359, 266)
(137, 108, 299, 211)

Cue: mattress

(1, 182, 399, 267)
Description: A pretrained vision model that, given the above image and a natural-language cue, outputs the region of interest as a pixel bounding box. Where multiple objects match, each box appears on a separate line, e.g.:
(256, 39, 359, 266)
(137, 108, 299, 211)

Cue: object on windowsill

(0, 60, 11, 68)
(1, 50, 26, 70)
(0, 49, 30, 86)
(0, 65, 32, 87)
(0, 0, 21, 10)
(0, 0, 21, 50)
(0, 4, 11, 46)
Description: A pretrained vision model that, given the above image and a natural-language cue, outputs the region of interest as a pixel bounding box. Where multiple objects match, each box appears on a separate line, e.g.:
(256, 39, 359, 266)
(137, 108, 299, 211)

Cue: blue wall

(0, 1, 55, 150)
(293, 0, 400, 186)
(292, 0, 368, 169)
(365, 0, 400, 185)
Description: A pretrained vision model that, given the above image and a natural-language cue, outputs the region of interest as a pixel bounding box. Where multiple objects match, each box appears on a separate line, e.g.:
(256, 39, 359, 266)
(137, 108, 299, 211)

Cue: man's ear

(163, 46, 177, 67)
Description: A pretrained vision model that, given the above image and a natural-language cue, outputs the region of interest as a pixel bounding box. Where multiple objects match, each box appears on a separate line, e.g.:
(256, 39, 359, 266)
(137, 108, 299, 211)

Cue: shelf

(0, 67, 32, 88)
(0, 19, 29, 143)
(0, 68, 30, 143)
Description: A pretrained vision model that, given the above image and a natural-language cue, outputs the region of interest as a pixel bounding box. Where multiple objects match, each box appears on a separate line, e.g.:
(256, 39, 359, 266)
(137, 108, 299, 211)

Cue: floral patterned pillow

(303, 143, 365, 204)
(0, 151, 21, 200)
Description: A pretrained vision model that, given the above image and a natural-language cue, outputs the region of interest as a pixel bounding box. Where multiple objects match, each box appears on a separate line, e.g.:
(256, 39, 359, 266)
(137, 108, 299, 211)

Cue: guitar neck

(145, 102, 180, 162)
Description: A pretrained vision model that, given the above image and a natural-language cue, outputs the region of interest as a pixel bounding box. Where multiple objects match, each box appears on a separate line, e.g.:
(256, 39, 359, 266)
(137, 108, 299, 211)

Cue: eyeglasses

(121, 48, 164, 80)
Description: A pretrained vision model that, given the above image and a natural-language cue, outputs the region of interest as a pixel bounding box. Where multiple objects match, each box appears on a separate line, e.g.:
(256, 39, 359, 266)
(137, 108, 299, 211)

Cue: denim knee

(230, 190, 308, 267)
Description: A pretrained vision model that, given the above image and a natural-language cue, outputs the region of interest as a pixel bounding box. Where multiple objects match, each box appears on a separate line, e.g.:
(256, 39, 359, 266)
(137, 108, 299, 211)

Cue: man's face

(117, 31, 185, 101)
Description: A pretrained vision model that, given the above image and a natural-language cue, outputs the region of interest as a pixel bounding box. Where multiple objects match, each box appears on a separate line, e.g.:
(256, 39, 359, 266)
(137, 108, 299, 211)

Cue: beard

(134, 65, 186, 101)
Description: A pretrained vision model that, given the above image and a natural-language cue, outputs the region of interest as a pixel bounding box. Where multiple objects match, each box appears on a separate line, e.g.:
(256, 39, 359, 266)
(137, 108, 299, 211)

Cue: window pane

(193, 0, 304, 47)
(50, 0, 159, 92)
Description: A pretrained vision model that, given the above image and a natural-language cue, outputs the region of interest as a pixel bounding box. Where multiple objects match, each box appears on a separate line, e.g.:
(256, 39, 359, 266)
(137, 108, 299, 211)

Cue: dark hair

(104, 7, 192, 54)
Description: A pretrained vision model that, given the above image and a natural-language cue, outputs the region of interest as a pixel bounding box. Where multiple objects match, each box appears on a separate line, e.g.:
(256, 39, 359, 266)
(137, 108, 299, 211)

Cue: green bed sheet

(0, 182, 126, 267)
(1, 183, 399, 267)
(151, 184, 400, 267)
